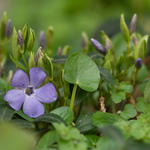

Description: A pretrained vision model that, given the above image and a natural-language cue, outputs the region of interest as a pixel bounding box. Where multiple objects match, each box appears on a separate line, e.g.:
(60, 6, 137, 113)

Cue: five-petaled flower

(4, 67, 57, 118)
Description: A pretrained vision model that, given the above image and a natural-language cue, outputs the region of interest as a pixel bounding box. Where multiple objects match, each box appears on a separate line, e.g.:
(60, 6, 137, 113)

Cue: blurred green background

(1, 0, 150, 54)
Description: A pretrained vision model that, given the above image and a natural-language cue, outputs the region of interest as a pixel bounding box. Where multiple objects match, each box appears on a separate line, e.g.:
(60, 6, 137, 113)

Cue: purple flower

(4, 67, 57, 118)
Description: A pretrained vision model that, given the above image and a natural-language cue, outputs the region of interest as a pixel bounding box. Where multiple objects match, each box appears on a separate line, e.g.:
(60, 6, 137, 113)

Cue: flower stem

(70, 84, 78, 110)
(22, 54, 28, 69)
(112, 102, 116, 114)
(126, 42, 130, 54)
(51, 79, 62, 106)
(132, 68, 139, 86)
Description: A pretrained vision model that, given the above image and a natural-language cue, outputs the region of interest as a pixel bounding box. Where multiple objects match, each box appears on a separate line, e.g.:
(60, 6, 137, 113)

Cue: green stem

(70, 84, 78, 110)
(126, 42, 130, 54)
(22, 54, 28, 69)
(112, 102, 116, 114)
(132, 68, 139, 86)
(51, 79, 62, 106)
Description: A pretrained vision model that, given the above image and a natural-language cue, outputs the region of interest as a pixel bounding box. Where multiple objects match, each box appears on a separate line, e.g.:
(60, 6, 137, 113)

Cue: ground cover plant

(0, 12, 150, 150)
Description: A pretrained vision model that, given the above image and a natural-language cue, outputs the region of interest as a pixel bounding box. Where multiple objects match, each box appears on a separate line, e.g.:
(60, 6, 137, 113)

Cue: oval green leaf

(64, 53, 100, 92)
(51, 106, 74, 125)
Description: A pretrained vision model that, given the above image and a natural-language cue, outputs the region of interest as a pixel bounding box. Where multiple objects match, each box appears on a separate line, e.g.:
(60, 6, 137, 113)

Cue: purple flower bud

(105, 38, 111, 54)
(132, 34, 138, 45)
(57, 46, 62, 55)
(5, 19, 12, 38)
(91, 38, 106, 55)
(39, 31, 46, 49)
(129, 14, 137, 34)
(17, 30, 24, 48)
(34, 47, 42, 65)
(135, 58, 142, 69)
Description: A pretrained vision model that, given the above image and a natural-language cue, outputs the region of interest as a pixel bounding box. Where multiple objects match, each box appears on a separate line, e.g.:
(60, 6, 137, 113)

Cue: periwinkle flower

(4, 67, 57, 118)
(91, 38, 107, 55)
(135, 58, 142, 69)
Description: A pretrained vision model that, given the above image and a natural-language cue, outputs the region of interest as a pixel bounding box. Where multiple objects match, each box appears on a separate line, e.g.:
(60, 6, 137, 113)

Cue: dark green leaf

(85, 135, 99, 148)
(0, 103, 14, 121)
(11, 119, 35, 128)
(87, 52, 104, 60)
(75, 113, 96, 133)
(52, 55, 68, 64)
(34, 113, 66, 125)
(10, 55, 27, 71)
(92, 111, 122, 127)
(51, 106, 74, 125)
(98, 66, 116, 86)
(64, 53, 100, 92)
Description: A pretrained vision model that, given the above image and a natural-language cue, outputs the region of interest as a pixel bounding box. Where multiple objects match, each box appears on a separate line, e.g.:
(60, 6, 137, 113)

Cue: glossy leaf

(75, 113, 96, 133)
(51, 106, 74, 125)
(0, 102, 14, 121)
(64, 53, 100, 92)
(34, 113, 66, 125)
(52, 55, 68, 64)
(92, 111, 122, 127)
(120, 104, 137, 120)
(98, 66, 116, 86)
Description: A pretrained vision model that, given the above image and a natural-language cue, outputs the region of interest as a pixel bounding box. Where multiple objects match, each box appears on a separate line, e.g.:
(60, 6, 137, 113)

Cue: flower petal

(11, 69, 29, 88)
(30, 67, 47, 88)
(35, 83, 57, 103)
(4, 89, 25, 111)
(23, 96, 44, 118)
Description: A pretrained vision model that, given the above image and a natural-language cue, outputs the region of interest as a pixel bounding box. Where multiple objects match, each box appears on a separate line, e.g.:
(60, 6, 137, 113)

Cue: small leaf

(120, 104, 137, 120)
(98, 66, 116, 86)
(34, 113, 66, 125)
(52, 55, 68, 64)
(75, 113, 96, 133)
(87, 52, 104, 60)
(0, 102, 14, 121)
(10, 55, 27, 71)
(85, 135, 99, 148)
(120, 81, 133, 93)
(64, 53, 100, 92)
(92, 111, 122, 127)
(110, 90, 126, 103)
(51, 106, 74, 125)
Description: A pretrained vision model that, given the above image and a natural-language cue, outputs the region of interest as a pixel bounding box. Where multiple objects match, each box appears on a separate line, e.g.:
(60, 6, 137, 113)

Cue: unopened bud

(135, 58, 142, 69)
(57, 46, 62, 55)
(27, 28, 35, 52)
(81, 32, 89, 53)
(62, 45, 70, 55)
(34, 47, 42, 65)
(6, 70, 13, 82)
(91, 38, 106, 55)
(105, 38, 111, 54)
(5, 19, 12, 38)
(28, 52, 35, 69)
(129, 14, 137, 34)
(132, 34, 138, 45)
(17, 30, 24, 48)
(39, 31, 46, 49)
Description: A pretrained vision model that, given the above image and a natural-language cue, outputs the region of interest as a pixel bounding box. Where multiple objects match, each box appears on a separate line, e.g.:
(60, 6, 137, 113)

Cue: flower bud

(132, 34, 138, 45)
(105, 38, 111, 54)
(39, 31, 46, 49)
(91, 38, 106, 55)
(17, 30, 24, 48)
(129, 14, 137, 35)
(34, 47, 42, 65)
(135, 58, 142, 69)
(27, 28, 35, 52)
(62, 45, 70, 55)
(28, 52, 35, 69)
(81, 32, 89, 53)
(57, 46, 62, 55)
(5, 19, 12, 38)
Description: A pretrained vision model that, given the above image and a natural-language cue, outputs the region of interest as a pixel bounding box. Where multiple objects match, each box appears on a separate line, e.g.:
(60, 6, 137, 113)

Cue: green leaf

(120, 81, 133, 93)
(110, 89, 126, 103)
(120, 104, 137, 120)
(85, 135, 99, 148)
(51, 106, 74, 125)
(92, 111, 122, 127)
(136, 97, 150, 114)
(11, 119, 35, 128)
(34, 113, 66, 125)
(120, 13, 130, 43)
(74, 87, 87, 106)
(144, 79, 150, 103)
(75, 113, 96, 133)
(0, 78, 7, 90)
(10, 55, 27, 71)
(98, 66, 116, 86)
(52, 55, 68, 64)
(64, 53, 100, 92)
(0, 102, 14, 121)
(87, 52, 104, 60)
(137, 64, 149, 81)
(37, 130, 58, 149)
